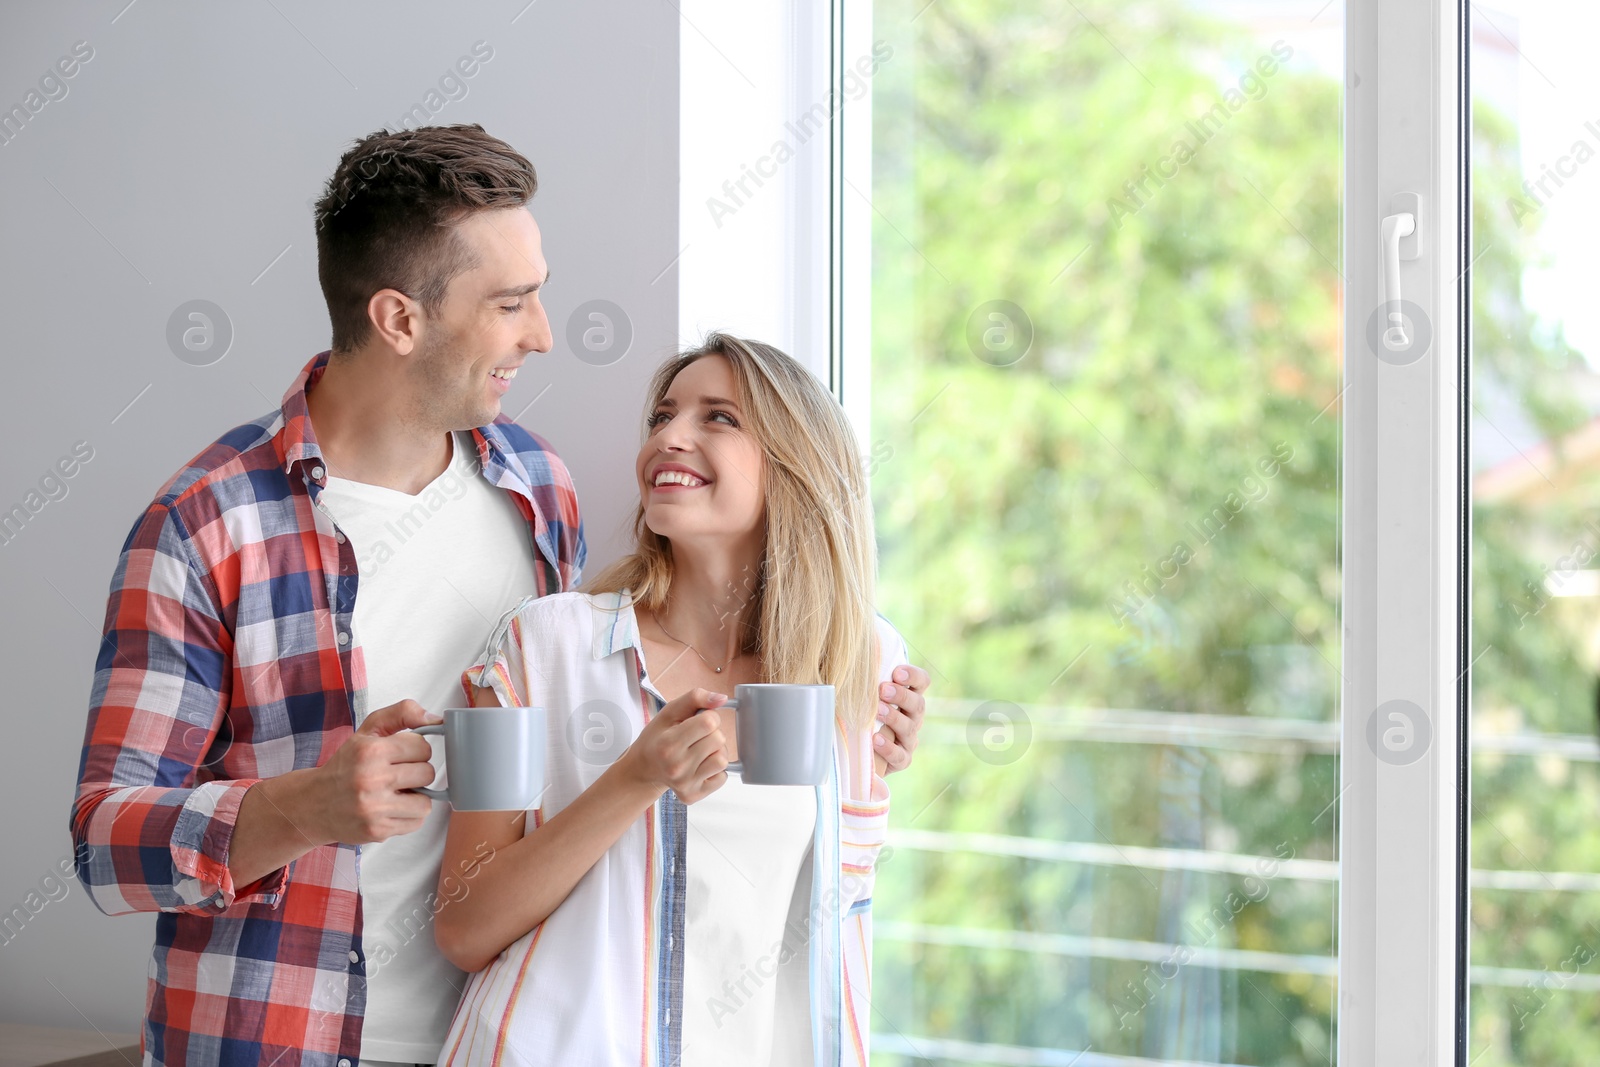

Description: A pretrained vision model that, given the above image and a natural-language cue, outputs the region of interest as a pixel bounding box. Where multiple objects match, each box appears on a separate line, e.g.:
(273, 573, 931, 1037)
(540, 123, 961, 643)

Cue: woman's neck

(652, 543, 762, 667)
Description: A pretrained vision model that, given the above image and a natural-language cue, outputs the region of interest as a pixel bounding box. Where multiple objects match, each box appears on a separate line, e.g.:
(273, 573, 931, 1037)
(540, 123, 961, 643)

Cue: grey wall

(0, 0, 678, 1030)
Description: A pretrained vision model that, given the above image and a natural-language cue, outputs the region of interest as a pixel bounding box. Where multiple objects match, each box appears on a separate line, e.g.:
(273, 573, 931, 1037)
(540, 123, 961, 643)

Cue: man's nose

(524, 300, 553, 354)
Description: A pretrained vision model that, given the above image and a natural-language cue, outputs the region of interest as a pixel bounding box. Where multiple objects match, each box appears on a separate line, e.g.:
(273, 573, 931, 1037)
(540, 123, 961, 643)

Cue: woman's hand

(619, 687, 731, 804)
(874, 664, 930, 776)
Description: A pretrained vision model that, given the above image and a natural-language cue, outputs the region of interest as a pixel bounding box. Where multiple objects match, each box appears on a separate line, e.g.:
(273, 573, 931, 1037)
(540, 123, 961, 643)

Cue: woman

(431, 333, 909, 1066)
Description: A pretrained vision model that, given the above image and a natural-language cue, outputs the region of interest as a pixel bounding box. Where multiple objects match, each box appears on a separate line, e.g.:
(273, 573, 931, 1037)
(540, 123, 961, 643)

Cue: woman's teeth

(654, 470, 705, 487)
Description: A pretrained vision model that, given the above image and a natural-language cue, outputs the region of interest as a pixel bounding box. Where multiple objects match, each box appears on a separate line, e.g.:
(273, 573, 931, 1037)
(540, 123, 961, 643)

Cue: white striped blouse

(436, 589, 905, 1067)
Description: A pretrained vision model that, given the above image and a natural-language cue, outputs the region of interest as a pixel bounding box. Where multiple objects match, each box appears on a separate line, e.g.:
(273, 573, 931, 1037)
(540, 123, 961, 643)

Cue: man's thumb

(360, 699, 443, 736)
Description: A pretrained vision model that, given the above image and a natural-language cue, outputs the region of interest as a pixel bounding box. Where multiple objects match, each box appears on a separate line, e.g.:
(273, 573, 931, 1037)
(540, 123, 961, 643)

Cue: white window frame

(811, 0, 1475, 1061)
(1338, 0, 1469, 1062)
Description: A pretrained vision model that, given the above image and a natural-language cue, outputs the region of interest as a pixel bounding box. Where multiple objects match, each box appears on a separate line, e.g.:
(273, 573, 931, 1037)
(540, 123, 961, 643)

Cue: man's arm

(228, 700, 443, 886)
(70, 502, 447, 912)
(69, 501, 290, 914)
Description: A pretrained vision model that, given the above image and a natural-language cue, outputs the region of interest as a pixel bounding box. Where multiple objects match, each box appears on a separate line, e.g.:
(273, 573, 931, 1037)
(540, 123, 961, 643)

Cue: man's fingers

(359, 698, 442, 736)
(877, 704, 915, 745)
(874, 702, 917, 774)
(875, 730, 912, 772)
(391, 760, 441, 792)
(376, 729, 437, 765)
(893, 663, 930, 693)
(880, 680, 926, 721)
(898, 684, 926, 723)
(390, 792, 436, 827)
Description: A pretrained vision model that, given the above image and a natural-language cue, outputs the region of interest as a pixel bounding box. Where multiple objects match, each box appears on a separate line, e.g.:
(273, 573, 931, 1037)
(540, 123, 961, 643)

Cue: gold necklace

(654, 608, 729, 674)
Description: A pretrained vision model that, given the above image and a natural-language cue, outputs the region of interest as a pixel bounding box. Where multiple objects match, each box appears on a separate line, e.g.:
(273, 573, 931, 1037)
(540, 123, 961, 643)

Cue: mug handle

(700, 698, 742, 776)
(405, 723, 449, 801)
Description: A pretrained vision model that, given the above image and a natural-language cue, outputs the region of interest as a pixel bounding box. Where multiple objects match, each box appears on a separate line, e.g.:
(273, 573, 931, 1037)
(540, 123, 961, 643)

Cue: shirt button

(337, 631, 350, 645)
(311, 465, 326, 480)
(348, 949, 360, 964)
(338, 1059, 351, 1067)
(335, 531, 346, 544)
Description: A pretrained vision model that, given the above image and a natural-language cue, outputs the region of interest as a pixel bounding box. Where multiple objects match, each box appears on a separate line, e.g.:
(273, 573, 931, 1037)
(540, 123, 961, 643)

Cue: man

(68, 124, 928, 1067)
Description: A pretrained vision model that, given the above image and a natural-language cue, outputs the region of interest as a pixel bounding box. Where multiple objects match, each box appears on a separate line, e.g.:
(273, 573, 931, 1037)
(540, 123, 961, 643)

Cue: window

(857, 2, 1345, 1061)
(832, 0, 1477, 1062)
(1467, 3, 1600, 1063)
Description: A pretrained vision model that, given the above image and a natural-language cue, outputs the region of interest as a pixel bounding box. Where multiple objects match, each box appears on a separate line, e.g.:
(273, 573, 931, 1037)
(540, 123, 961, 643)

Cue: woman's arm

(434, 684, 732, 973)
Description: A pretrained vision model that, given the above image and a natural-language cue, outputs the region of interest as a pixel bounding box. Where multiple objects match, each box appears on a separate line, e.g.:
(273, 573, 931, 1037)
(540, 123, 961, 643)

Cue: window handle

(1381, 204, 1418, 348)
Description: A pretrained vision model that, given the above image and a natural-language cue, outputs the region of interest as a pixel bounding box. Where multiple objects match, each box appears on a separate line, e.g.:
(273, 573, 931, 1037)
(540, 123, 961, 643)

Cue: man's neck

(304, 354, 453, 494)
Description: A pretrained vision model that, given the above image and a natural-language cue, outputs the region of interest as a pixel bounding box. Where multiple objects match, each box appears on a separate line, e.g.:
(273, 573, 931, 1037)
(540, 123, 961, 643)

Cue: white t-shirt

(682, 772, 816, 1065)
(316, 430, 540, 1063)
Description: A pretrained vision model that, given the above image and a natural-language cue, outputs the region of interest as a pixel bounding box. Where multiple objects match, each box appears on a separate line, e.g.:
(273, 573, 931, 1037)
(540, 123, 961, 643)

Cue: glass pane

(1468, 3, 1600, 1063)
(864, 1, 1344, 1063)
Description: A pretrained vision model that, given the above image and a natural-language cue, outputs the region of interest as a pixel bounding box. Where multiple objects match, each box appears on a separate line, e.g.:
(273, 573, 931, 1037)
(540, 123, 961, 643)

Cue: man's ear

(366, 288, 423, 355)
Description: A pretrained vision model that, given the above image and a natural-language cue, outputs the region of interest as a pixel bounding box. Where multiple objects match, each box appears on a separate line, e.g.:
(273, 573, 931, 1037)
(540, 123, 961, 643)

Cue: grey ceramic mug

(717, 683, 835, 786)
(406, 706, 547, 811)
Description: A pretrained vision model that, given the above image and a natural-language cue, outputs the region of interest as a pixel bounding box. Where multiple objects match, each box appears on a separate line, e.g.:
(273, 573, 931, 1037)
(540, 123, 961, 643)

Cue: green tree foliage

(863, 0, 1589, 1063)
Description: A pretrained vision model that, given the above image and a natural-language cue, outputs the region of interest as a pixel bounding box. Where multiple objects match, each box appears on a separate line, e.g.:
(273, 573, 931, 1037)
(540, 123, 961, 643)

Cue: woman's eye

(709, 410, 738, 427)
(647, 412, 669, 428)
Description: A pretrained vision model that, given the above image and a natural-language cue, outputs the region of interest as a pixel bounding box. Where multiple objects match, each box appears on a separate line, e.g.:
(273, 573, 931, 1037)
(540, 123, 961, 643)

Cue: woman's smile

(648, 462, 713, 492)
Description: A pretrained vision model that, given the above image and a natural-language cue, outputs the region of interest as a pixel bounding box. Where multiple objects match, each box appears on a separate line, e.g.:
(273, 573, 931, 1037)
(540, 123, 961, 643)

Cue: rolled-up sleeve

(840, 783, 891, 908)
(839, 615, 911, 906)
(459, 593, 538, 709)
(70, 501, 288, 915)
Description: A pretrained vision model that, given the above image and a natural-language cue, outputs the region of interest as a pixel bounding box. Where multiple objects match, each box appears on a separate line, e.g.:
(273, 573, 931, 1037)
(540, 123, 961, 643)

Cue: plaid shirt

(69, 351, 585, 1067)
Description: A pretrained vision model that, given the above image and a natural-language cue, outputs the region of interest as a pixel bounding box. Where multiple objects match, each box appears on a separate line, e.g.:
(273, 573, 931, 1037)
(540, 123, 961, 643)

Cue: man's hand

(307, 699, 443, 845)
(873, 664, 929, 776)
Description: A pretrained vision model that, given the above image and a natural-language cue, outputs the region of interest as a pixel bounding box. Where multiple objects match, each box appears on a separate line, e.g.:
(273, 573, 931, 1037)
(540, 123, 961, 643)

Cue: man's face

(408, 206, 551, 431)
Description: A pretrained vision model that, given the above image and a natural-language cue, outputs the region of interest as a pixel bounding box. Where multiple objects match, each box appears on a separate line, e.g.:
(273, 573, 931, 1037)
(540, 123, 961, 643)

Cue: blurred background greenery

(861, 1, 1600, 1063)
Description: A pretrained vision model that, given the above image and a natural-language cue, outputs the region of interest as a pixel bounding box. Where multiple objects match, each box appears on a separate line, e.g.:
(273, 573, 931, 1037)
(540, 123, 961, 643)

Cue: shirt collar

(278, 350, 513, 485)
(590, 589, 644, 661)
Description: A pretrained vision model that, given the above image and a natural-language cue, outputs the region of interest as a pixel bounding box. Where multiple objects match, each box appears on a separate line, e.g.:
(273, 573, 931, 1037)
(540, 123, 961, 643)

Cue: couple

(68, 123, 927, 1067)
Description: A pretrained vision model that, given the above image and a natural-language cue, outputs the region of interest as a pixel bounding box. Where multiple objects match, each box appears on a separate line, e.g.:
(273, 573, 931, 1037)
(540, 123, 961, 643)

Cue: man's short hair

(313, 123, 537, 354)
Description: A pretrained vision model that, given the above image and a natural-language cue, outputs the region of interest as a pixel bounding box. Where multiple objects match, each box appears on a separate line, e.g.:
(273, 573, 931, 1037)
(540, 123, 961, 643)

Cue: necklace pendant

(714, 666, 723, 673)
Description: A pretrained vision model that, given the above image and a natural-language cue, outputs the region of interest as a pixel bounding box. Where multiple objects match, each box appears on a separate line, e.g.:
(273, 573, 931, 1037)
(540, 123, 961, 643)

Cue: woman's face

(636, 354, 766, 551)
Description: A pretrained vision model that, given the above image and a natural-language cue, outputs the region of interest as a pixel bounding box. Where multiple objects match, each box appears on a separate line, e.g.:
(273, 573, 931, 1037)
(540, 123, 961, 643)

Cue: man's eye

(500, 302, 523, 314)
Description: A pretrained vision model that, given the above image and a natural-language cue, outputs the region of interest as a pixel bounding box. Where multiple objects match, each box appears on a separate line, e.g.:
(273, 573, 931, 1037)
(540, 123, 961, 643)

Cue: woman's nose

(654, 418, 696, 452)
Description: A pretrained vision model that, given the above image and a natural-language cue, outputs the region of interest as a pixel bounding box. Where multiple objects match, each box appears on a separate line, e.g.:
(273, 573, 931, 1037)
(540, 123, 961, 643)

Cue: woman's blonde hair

(584, 332, 880, 731)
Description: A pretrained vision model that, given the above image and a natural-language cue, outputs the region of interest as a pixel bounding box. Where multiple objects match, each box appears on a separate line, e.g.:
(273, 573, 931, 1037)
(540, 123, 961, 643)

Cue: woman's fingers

(651, 715, 731, 803)
(681, 726, 730, 775)
(662, 706, 724, 750)
(658, 686, 728, 724)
